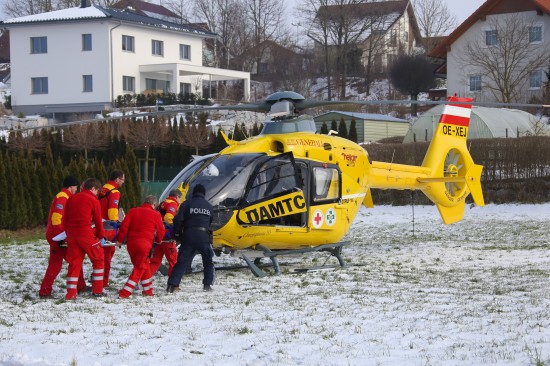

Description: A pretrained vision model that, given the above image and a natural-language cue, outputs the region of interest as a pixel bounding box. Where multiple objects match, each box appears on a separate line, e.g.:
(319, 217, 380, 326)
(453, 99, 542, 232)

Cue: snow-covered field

(1, 203, 550, 366)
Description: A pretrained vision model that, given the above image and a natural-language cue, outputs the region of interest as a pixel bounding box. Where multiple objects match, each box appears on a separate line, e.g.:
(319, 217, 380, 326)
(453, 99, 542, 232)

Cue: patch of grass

(237, 326, 251, 334)
(0, 227, 45, 245)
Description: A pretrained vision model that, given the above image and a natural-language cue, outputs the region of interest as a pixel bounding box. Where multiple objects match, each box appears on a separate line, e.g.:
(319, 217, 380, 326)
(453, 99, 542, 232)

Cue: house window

(530, 70, 543, 89)
(259, 62, 268, 73)
(30, 36, 47, 54)
(82, 34, 92, 51)
(152, 40, 163, 56)
(123, 76, 135, 92)
(179, 44, 190, 60)
(31, 77, 48, 94)
(83, 75, 93, 92)
(529, 25, 542, 43)
(146, 78, 157, 90)
(485, 30, 498, 46)
(390, 30, 397, 47)
(180, 82, 191, 95)
(469, 75, 482, 92)
(122, 35, 134, 52)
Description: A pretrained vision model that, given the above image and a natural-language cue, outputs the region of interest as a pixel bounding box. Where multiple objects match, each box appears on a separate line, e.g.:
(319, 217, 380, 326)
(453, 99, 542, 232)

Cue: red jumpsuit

(149, 195, 179, 277)
(99, 180, 121, 288)
(39, 188, 86, 297)
(117, 204, 165, 298)
(64, 190, 105, 299)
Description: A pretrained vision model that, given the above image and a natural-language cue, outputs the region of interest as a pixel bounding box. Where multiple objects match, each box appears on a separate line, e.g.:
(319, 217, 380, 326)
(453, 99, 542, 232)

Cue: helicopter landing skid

(241, 242, 349, 278)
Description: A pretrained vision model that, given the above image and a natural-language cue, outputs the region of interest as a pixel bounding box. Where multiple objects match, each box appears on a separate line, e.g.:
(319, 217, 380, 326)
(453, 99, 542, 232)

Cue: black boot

(166, 284, 180, 293)
(203, 284, 213, 292)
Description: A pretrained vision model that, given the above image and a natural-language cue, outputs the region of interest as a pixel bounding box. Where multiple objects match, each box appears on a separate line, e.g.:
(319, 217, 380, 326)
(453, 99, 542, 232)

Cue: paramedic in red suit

(39, 176, 87, 298)
(117, 195, 165, 298)
(98, 170, 125, 288)
(149, 189, 182, 277)
(64, 178, 105, 299)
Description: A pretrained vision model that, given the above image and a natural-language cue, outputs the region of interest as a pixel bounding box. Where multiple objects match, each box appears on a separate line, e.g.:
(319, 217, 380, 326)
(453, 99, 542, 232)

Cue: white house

(1, 0, 250, 117)
(313, 0, 422, 75)
(430, 0, 550, 103)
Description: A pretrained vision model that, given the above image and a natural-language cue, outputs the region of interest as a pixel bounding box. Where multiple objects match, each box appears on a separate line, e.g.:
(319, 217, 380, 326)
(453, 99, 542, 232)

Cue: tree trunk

(144, 147, 150, 182)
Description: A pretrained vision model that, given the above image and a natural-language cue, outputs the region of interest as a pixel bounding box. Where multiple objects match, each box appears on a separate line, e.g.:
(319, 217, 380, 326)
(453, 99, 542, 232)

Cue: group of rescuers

(38, 171, 215, 300)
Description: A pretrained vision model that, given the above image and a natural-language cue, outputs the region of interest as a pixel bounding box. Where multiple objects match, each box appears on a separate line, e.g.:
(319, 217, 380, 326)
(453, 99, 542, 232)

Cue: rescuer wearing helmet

(167, 184, 214, 293)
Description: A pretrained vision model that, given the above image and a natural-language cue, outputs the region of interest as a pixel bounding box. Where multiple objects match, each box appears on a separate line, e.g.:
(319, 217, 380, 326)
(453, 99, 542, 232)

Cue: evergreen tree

(338, 118, 348, 139)
(123, 147, 142, 207)
(10, 154, 28, 229)
(348, 118, 358, 143)
(41, 145, 57, 217)
(251, 122, 261, 136)
(213, 129, 228, 153)
(0, 150, 8, 229)
(25, 150, 44, 226)
(320, 122, 329, 134)
(330, 119, 338, 134)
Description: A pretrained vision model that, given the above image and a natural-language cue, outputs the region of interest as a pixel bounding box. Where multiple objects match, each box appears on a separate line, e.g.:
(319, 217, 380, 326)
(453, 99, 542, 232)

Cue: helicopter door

(238, 153, 307, 226)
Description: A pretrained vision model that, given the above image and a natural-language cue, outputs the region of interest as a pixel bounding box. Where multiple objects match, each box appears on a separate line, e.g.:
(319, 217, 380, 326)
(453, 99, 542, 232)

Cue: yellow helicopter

(159, 91, 485, 276)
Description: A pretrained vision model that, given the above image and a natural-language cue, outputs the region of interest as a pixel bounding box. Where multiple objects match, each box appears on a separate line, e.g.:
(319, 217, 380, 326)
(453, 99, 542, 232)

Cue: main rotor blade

(295, 99, 550, 112)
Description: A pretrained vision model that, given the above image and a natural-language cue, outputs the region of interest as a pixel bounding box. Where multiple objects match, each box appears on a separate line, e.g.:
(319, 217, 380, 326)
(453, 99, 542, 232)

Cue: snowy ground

(1, 203, 550, 366)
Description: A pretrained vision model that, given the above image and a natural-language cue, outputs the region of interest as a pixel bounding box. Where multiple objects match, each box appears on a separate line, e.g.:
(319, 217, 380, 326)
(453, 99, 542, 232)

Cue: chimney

(81, 0, 91, 8)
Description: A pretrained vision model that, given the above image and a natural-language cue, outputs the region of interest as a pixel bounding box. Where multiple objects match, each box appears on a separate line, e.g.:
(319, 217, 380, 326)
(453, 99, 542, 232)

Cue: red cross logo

(314, 212, 323, 225)
(312, 210, 324, 228)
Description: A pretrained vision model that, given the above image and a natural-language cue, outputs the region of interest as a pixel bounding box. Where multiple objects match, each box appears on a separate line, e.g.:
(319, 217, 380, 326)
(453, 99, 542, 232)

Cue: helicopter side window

(312, 167, 340, 203)
(246, 159, 297, 204)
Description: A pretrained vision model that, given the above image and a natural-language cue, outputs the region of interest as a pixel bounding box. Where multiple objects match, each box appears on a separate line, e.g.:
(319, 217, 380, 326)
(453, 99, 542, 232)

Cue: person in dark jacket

(167, 184, 214, 292)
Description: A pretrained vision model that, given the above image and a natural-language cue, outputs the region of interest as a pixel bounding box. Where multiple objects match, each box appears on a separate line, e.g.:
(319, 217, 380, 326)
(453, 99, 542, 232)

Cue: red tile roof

(429, 0, 550, 58)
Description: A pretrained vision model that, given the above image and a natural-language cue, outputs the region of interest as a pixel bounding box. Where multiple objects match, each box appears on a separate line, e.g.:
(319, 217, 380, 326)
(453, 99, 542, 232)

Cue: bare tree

(123, 116, 171, 182)
(246, 0, 285, 75)
(7, 129, 48, 152)
(461, 14, 550, 104)
(193, 0, 247, 69)
(302, 0, 335, 100)
(413, 0, 457, 51)
(304, 0, 386, 99)
(3, 0, 53, 18)
(177, 113, 213, 154)
(2, 0, 85, 18)
(63, 123, 109, 161)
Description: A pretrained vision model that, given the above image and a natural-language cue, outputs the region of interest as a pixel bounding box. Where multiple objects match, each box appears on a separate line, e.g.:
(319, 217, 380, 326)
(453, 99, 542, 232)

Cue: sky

(1, 202, 550, 365)
(0, 0, 488, 24)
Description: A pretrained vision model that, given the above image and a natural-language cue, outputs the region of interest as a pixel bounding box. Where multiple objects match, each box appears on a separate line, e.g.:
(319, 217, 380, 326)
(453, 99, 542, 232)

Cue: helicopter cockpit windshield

(189, 153, 263, 208)
(260, 116, 317, 135)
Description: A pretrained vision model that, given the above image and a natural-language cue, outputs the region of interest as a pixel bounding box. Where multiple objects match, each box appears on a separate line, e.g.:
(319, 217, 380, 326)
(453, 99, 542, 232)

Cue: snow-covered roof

(1, 5, 216, 37)
(316, 110, 408, 123)
(2, 5, 106, 23)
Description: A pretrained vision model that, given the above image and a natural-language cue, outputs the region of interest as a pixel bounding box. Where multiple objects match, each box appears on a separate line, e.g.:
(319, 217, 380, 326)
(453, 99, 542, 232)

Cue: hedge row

(0, 146, 141, 230)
